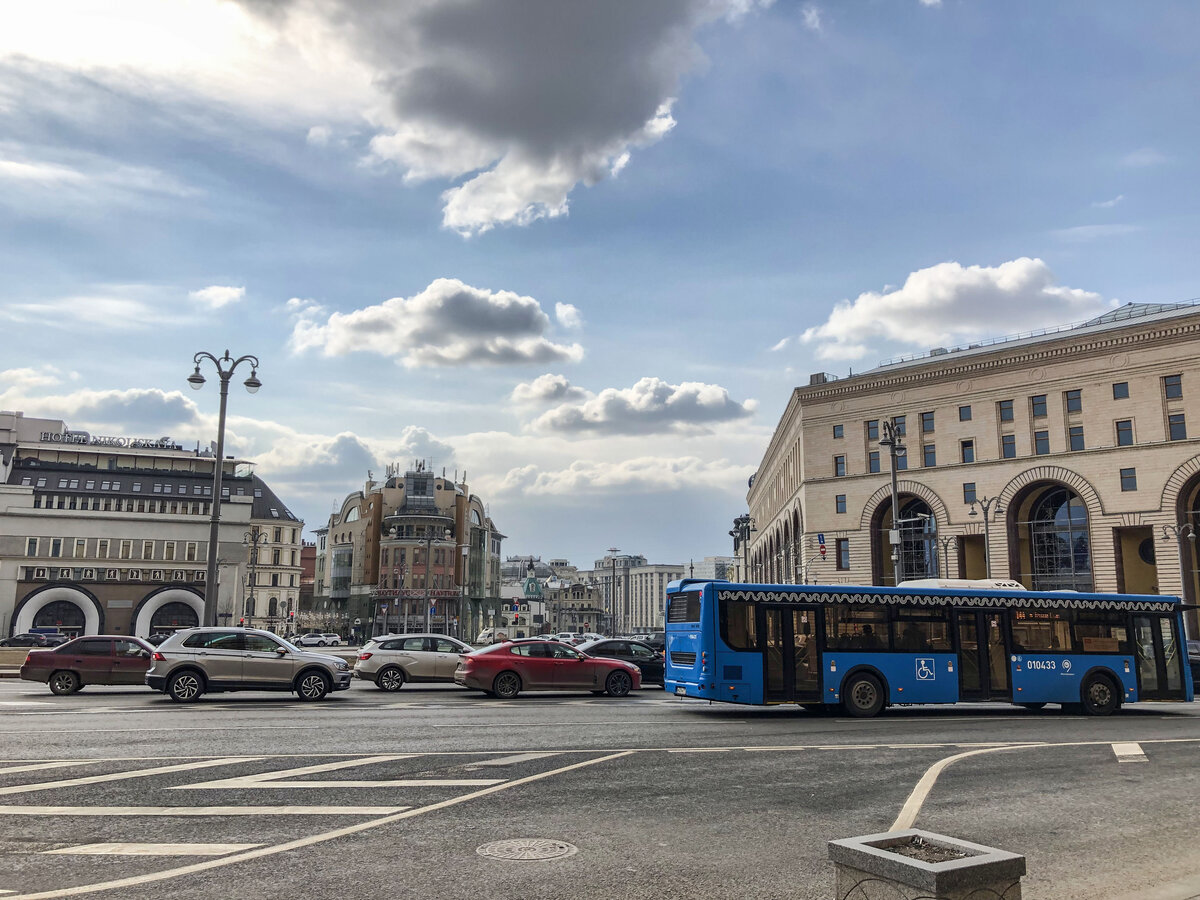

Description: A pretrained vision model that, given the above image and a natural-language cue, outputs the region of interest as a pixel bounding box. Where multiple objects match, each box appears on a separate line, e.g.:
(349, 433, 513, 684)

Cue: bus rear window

(667, 592, 701, 624)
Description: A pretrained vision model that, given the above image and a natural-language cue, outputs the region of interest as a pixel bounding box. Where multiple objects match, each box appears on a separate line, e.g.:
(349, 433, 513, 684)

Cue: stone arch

(132, 587, 204, 638)
(1001, 470, 1101, 591)
(997, 465, 1104, 518)
(12, 585, 103, 636)
(1158, 454, 1200, 514)
(859, 480, 951, 531)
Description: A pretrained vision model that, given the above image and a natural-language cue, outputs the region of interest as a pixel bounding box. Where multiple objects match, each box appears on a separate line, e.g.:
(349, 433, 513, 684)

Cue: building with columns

(745, 302, 1200, 636)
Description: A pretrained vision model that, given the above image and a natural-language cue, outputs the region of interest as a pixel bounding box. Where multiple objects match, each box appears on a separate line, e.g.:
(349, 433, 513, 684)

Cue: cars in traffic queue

(20, 635, 154, 695)
(576, 638, 664, 685)
(636, 631, 666, 652)
(475, 628, 507, 644)
(295, 632, 337, 647)
(145, 627, 352, 702)
(453, 639, 642, 699)
(2, 632, 68, 648)
(354, 633, 472, 691)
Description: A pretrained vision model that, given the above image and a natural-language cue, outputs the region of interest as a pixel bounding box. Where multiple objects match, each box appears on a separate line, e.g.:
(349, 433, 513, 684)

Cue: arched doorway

(150, 601, 199, 633)
(1177, 474, 1200, 608)
(872, 496, 939, 586)
(33, 600, 85, 636)
(1011, 484, 1093, 591)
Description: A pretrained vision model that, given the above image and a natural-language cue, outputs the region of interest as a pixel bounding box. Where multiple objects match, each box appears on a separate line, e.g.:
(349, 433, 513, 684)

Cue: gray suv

(145, 627, 352, 702)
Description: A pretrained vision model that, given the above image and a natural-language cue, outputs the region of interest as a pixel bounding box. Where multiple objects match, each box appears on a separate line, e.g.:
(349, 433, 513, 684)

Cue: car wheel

(297, 670, 330, 701)
(167, 670, 204, 703)
(377, 666, 405, 692)
(842, 672, 885, 718)
(492, 671, 521, 699)
(605, 670, 633, 697)
(1081, 674, 1120, 716)
(316, 641, 326, 647)
(48, 670, 80, 695)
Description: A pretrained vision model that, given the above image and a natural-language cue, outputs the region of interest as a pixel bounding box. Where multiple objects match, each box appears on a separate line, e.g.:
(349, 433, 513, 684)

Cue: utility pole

(879, 418, 906, 586)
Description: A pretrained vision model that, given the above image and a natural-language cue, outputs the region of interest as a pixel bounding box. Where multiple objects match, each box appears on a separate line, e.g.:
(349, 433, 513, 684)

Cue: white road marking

(0, 805, 410, 817)
(0, 701, 51, 708)
(891, 744, 1043, 831)
(0, 761, 98, 776)
(3, 751, 634, 900)
(0, 757, 263, 797)
(668, 749, 730, 753)
(467, 752, 556, 767)
(1111, 741, 1148, 763)
(44, 843, 260, 857)
(1, 726, 307, 735)
(431, 721, 747, 727)
(182, 779, 503, 789)
(175, 754, 413, 790)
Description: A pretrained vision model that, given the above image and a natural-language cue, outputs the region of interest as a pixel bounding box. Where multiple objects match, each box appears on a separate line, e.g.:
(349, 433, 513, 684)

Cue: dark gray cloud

(530, 376, 756, 436)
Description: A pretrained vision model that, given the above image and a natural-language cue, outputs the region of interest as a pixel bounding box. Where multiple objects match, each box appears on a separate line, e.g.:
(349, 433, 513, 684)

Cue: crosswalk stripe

(0, 761, 98, 776)
(0, 757, 264, 797)
(44, 843, 260, 856)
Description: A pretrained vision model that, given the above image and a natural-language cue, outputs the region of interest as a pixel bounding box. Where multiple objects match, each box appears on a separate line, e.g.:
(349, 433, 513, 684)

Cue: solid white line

(667, 749, 730, 753)
(0, 701, 52, 707)
(177, 755, 412, 790)
(0, 806, 409, 817)
(891, 744, 1043, 831)
(431, 721, 747, 727)
(3, 751, 634, 900)
(2, 727, 307, 735)
(44, 843, 260, 857)
(180, 779, 503, 789)
(0, 761, 98, 776)
(0, 758, 263, 797)
(467, 752, 557, 767)
(1111, 741, 1148, 763)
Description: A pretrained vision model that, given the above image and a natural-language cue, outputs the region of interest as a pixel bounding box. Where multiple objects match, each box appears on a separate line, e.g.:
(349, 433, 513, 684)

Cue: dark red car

(20, 635, 154, 695)
(454, 639, 642, 699)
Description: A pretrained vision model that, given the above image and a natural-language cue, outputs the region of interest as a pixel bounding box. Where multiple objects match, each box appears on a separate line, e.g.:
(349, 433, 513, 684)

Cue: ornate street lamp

(242, 526, 268, 628)
(188, 350, 260, 626)
(969, 496, 1005, 579)
(878, 418, 907, 585)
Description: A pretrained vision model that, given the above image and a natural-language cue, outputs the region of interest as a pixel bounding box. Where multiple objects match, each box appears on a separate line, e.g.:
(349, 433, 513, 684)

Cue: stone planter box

(828, 829, 1025, 900)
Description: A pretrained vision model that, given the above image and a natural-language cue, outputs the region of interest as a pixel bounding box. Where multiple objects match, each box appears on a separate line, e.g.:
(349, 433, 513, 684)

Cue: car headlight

(334, 661, 349, 671)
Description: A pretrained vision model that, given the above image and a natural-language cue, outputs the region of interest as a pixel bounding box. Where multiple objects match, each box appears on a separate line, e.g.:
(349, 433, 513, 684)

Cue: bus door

(954, 610, 1012, 702)
(759, 605, 822, 703)
(1132, 615, 1185, 700)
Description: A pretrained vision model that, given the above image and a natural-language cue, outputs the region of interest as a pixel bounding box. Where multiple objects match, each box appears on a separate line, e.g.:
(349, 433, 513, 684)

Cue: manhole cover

(476, 839, 578, 861)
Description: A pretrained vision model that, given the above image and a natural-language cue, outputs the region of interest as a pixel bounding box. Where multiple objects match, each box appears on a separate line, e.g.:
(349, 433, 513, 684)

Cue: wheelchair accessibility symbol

(915, 658, 935, 681)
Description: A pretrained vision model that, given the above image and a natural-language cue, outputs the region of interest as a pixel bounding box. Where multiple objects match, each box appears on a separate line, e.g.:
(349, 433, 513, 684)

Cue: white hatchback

(354, 633, 472, 691)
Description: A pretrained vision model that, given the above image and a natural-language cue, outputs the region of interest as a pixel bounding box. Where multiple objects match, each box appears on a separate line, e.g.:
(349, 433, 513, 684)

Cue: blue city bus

(663, 579, 1194, 716)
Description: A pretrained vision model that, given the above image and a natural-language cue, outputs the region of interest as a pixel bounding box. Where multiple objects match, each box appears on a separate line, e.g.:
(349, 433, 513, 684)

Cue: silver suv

(354, 633, 471, 691)
(145, 627, 352, 702)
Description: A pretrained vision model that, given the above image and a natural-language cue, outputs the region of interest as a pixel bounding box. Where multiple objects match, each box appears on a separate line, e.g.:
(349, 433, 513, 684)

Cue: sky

(1, 1, 1197, 568)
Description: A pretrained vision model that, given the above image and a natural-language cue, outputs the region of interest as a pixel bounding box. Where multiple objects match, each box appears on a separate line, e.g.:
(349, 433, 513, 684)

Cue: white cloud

(1051, 224, 1141, 243)
(1121, 147, 1168, 168)
(0, 366, 66, 391)
(530, 376, 756, 436)
(189, 285, 246, 308)
(0, 294, 159, 330)
(496, 455, 756, 497)
(306, 125, 331, 146)
(800, 258, 1114, 361)
(289, 277, 584, 368)
(1091, 194, 1124, 209)
(510, 374, 589, 406)
(919, 0, 942, 6)
(802, 5, 822, 31)
(555, 302, 583, 330)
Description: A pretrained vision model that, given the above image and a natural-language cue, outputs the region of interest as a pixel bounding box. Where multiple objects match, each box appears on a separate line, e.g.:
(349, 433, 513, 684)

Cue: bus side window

(1012, 609, 1072, 652)
(894, 608, 951, 652)
(720, 600, 756, 651)
(826, 605, 889, 651)
(1071, 610, 1130, 654)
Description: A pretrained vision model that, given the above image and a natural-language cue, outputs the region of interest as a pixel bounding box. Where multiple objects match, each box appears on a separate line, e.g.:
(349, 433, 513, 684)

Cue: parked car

(354, 633, 472, 691)
(321, 633, 342, 646)
(576, 638, 664, 685)
(454, 639, 641, 699)
(475, 628, 508, 644)
(295, 632, 335, 647)
(2, 632, 68, 647)
(145, 627, 352, 702)
(20, 635, 154, 695)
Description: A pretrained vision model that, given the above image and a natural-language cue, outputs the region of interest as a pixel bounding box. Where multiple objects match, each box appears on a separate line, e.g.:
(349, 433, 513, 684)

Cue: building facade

(0, 411, 302, 639)
(745, 302, 1200, 636)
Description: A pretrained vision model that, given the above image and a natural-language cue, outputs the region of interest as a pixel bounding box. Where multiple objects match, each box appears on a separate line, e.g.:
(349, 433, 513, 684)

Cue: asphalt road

(1, 678, 1198, 900)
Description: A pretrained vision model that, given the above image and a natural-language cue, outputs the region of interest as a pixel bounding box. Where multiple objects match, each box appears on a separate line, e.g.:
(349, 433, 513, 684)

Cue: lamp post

(1161, 523, 1197, 626)
(969, 496, 1004, 579)
(878, 418, 907, 586)
(937, 535, 956, 580)
(188, 350, 261, 627)
(729, 515, 756, 582)
(423, 526, 451, 632)
(242, 526, 267, 628)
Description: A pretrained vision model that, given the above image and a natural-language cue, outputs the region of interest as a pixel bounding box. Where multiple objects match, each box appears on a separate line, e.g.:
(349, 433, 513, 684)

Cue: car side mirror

(275, 646, 289, 655)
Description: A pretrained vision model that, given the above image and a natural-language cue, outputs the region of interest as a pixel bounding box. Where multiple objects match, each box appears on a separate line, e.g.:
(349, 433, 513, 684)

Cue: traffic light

(239, 617, 245, 626)
(288, 611, 295, 622)
(513, 613, 520, 624)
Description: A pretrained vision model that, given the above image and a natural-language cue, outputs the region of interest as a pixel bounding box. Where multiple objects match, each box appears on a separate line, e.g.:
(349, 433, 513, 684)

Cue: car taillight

(23, 653, 31, 665)
(358, 653, 372, 660)
(152, 651, 165, 661)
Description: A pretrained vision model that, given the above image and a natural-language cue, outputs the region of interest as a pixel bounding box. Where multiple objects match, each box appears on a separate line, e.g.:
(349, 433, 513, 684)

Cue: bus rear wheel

(842, 673, 884, 718)
(1081, 674, 1120, 716)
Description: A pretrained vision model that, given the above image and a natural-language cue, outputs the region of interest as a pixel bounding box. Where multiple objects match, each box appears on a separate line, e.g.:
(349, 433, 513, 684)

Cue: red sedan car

(455, 639, 641, 698)
(20, 635, 154, 695)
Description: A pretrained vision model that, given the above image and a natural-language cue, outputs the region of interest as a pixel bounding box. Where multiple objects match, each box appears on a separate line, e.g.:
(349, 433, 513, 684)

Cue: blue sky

(1, 0, 1197, 567)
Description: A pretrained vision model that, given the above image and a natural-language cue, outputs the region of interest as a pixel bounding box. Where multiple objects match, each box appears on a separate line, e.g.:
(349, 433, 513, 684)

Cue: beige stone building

(746, 302, 1200, 635)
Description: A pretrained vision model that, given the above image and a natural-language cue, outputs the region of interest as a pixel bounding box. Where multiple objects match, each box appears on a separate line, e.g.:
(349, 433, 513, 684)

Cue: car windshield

(274, 636, 302, 652)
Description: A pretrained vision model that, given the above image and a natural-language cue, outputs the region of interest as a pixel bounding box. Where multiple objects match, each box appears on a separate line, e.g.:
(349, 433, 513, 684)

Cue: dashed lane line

(44, 844, 260, 857)
(0, 757, 264, 797)
(2, 750, 635, 900)
(0, 806, 410, 817)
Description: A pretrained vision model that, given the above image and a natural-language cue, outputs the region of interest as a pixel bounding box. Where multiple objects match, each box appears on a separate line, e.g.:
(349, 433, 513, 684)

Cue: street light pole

(969, 496, 1005, 579)
(242, 526, 267, 628)
(729, 515, 756, 583)
(188, 350, 261, 627)
(1161, 523, 1197, 635)
(937, 535, 956, 579)
(879, 418, 906, 586)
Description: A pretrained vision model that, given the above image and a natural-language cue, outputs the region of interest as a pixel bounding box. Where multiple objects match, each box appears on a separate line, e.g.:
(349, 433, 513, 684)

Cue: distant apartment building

(316, 461, 503, 641)
(0, 411, 302, 639)
(745, 302, 1200, 635)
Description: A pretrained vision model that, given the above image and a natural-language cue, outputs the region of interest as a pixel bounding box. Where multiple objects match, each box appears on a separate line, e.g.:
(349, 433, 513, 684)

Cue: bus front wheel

(842, 673, 885, 718)
(1081, 674, 1120, 716)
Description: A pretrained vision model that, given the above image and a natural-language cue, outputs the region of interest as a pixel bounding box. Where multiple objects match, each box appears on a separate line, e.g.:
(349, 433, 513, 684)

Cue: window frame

(1120, 468, 1137, 492)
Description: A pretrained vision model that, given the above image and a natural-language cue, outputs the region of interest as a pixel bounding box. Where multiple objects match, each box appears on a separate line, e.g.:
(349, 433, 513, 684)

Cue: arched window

(897, 498, 938, 582)
(268, 598, 278, 618)
(150, 601, 199, 631)
(33, 599, 85, 632)
(1026, 486, 1092, 591)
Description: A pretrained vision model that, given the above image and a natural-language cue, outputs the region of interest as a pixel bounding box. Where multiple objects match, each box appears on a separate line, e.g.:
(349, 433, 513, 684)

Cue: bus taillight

(701, 651, 708, 672)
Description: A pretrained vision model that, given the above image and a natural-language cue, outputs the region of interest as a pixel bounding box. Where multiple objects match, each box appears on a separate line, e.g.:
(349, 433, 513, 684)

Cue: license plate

(675, 686, 686, 696)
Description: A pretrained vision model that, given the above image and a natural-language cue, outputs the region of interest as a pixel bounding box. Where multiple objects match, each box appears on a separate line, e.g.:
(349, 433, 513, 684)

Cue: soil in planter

(887, 836, 972, 864)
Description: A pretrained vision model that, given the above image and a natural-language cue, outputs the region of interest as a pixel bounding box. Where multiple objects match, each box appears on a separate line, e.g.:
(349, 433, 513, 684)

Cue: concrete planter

(828, 829, 1025, 900)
